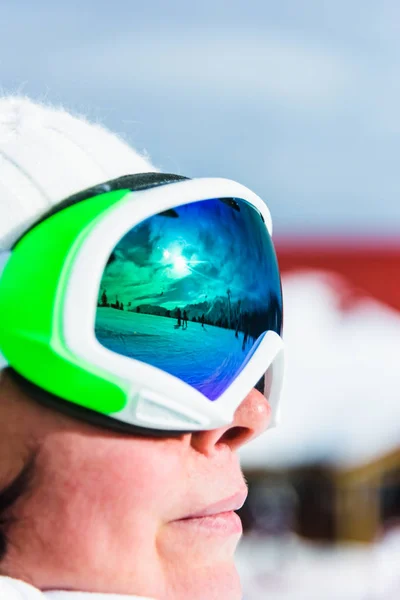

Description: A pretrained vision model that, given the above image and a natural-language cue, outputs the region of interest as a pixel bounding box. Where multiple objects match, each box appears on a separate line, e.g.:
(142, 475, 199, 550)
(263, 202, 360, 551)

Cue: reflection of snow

(236, 532, 400, 600)
(240, 271, 400, 469)
(95, 308, 252, 400)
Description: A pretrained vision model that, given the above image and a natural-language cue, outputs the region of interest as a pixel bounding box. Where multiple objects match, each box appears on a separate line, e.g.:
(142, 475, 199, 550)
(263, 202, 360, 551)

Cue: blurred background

(1, 1, 399, 597)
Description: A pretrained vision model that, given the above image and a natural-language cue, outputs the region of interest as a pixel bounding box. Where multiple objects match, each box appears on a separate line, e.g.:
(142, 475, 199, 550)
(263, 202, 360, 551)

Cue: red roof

(276, 239, 400, 312)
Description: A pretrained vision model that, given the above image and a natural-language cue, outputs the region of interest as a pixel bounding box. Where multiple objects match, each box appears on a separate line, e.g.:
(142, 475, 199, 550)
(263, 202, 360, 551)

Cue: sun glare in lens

(162, 245, 190, 275)
(173, 254, 188, 273)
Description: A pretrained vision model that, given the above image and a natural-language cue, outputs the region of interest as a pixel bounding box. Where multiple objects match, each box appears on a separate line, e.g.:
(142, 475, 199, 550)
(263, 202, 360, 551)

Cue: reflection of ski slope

(95, 308, 252, 400)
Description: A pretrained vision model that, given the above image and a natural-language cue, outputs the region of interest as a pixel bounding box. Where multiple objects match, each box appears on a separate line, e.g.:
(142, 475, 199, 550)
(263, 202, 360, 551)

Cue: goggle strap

(11, 172, 190, 249)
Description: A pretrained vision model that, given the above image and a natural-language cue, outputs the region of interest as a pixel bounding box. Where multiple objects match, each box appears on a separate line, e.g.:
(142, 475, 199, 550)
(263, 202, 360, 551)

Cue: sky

(1, 1, 400, 237)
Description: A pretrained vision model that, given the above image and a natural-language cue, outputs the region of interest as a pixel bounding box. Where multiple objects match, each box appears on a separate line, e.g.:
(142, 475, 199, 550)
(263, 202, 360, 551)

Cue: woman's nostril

(219, 426, 249, 444)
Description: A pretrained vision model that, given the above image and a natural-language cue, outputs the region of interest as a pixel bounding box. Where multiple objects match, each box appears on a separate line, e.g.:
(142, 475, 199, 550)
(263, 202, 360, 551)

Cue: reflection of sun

(162, 245, 191, 276)
(173, 254, 188, 273)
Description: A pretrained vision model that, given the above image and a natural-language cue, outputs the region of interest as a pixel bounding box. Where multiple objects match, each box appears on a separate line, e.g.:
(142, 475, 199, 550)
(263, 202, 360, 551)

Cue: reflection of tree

(98, 293, 124, 311)
(98, 289, 122, 310)
(239, 293, 282, 348)
(100, 289, 108, 307)
(227, 288, 231, 329)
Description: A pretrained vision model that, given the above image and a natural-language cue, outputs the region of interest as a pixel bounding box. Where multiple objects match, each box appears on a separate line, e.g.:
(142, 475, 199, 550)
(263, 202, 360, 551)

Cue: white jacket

(0, 577, 155, 600)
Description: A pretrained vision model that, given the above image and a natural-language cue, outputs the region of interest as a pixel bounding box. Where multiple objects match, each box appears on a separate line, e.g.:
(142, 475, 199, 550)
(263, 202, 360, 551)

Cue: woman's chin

(164, 561, 242, 600)
(161, 516, 242, 564)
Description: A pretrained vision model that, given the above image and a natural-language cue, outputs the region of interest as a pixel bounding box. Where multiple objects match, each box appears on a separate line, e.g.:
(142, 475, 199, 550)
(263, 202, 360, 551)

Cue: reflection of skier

(176, 308, 182, 328)
(242, 315, 250, 350)
(201, 313, 205, 329)
(235, 300, 242, 338)
(183, 310, 188, 330)
(242, 329, 249, 350)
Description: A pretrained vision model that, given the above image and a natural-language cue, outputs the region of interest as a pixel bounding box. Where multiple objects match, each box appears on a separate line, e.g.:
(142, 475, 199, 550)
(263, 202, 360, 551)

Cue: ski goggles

(0, 173, 284, 435)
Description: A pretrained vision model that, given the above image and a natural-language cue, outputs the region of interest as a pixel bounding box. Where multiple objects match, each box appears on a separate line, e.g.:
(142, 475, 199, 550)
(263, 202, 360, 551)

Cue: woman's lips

(173, 511, 243, 535)
(182, 489, 248, 518)
(171, 490, 247, 535)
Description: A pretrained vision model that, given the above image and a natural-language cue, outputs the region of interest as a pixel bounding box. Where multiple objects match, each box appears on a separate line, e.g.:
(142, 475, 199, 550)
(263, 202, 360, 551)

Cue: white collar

(46, 593, 153, 600)
(0, 577, 155, 600)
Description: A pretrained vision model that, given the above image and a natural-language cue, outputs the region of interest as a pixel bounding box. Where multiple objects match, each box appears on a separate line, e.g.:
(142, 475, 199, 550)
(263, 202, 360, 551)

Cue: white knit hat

(0, 96, 156, 250)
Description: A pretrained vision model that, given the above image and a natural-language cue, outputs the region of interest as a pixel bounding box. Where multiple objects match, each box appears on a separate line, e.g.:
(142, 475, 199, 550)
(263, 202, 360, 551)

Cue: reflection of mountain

(184, 298, 229, 323)
(132, 296, 235, 324)
(132, 303, 170, 317)
(133, 296, 237, 317)
(132, 293, 282, 337)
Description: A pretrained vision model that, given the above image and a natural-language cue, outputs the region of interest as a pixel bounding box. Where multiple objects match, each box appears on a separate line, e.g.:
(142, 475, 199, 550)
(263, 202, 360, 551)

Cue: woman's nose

(190, 388, 271, 455)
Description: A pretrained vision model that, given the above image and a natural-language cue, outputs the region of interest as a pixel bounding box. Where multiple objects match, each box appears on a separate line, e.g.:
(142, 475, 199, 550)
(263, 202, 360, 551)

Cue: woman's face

(0, 373, 271, 600)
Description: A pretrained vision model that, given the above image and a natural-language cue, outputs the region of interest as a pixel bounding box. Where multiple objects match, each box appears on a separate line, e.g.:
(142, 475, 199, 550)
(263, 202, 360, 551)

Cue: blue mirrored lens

(95, 197, 282, 400)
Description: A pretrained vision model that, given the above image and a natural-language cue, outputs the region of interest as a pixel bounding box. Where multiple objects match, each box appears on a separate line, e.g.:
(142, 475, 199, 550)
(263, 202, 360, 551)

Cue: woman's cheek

(42, 433, 184, 521)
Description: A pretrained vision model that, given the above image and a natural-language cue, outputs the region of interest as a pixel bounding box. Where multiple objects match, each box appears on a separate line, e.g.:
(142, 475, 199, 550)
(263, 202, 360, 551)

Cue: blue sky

(1, 0, 400, 236)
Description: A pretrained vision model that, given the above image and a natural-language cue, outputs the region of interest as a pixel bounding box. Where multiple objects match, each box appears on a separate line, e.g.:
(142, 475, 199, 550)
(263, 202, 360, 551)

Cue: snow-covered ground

(236, 527, 400, 600)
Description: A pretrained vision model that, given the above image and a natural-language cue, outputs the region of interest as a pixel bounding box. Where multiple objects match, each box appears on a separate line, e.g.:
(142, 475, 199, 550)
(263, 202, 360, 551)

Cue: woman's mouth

(171, 489, 246, 535)
(174, 511, 243, 534)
